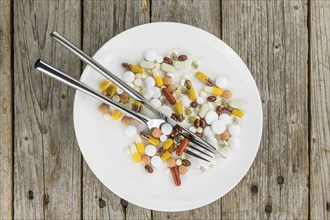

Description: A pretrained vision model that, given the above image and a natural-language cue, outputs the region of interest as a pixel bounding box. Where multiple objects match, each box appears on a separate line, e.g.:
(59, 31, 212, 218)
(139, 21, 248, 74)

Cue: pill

(189, 126, 197, 133)
(166, 158, 176, 168)
(211, 120, 226, 134)
(199, 90, 207, 97)
(170, 166, 181, 186)
(195, 71, 215, 86)
(142, 87, 154, 100)
(99, 80, 111, 92)
(229, 99, 245, 109)
(156, 55, 163, 63)
(150, 98, 162, 108)
(145, 145, 157, 157)
(144, 76, 156, 88)
(173, 60, 188, 70)
(207, 96, 217, 102)
(176, 159, 182, 166)
(154, 63, 160, 69)
(196, 127, 203, 133)
(178, 55, 188, 61)
(216, 76, 228, 88)
(218, 146, 231, 155)
(112, 94, 120, 102)
(151, 87, 161, 99)
(141, 155, 151, 166)
(228, 137, 240, 149)
(112, 109, 122, 120)
(205, 111, 218, 124)
(99, 103, 110, 114)
(145, 49, 157, 61)
(152, 68, 164, 87)
(160, 134, 168, 142)
(220, 131, 230, 141)
(196, 97, 205, 105)
(228, 125, 240, 136)
(203, 126, 214, 137)
(144, 165, 153, 173)
(163, 76, 173, 86)
(219, 114, 231, 124)
(159, 105, 172, 117)
(116, 87, 124, 95)
(198, 103, 209, 118)
(184, 80, 197, 100)
(151, 155, 162, 168)
(123, 71, 135, 83)
(133, 78, 142, 86)
(139, 60, 155, 69)
(181, 95, 191, 107)
(166, 84, 176, 94)
(152, 128, 162, 138)
(176, 138, 189, 156)
(140, 131, 160, 146)
(204, 86, 223, 96)
(162, 87, 176, 105)
(222, 90, 232, 99)
(124, 125, 137, 137)
(161, 123, 173, 135)
(129, 144, 141, 163)
(161, 63, 176, 72)
(121, 116, 131, 125)
(120, 93, 129, 103)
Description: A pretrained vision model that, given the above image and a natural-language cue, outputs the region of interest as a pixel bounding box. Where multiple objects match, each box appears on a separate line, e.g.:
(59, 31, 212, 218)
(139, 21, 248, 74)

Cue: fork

(49, 31, 225, 159)
(34, 59, 214, 162)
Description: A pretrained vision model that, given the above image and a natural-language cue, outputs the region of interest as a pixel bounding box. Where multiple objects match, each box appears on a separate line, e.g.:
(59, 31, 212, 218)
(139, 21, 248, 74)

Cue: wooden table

(0, 0, 329, 219)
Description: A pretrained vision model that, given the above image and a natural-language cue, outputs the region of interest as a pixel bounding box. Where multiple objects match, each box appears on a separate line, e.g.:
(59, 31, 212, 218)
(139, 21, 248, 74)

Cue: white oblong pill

(144, 76, 155, 88)
(134, 78, 142, 86)
(181, 95, 191, 107)
(145, 145, 157, 157)
(151, 87, 161, 99)
(211, 120, 226, 134)
(139, 60, 155, 69)
(198, 103, 209, 118)
(116, 87, 123, 95)
(229, 99, 245, 109)
(124, 125, 137, 137)
(142, 87, 154, 100)
(150, 98, 162, 108)
(228, 137, 240, 149)
(216, 76, 228, 88)
(173, 60, 188, 70)
(160, 135, 168, 142)
(156, 55, 163, 63)
(161, 123, 173, 135)
(203, 126, 214, 137)
(196, 96, 205, 104)
(145, 49, 157, 61)
(219, 114, 231, 124)
(161, 63, 176, 72)
(123, 71, 135, 83)
(159, 105, 172, 117)
(228, 125, 240, 136)
(205, 111, 218, 125)
(151, 155, 162, 167)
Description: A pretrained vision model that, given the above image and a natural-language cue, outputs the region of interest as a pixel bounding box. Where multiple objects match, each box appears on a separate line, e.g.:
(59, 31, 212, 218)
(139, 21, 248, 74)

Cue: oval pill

(176, 138, 189, 156)
(170, 167, 181, 186)
(205, 111, 218, 124)
(211, 120, 226, 134)
(198, 103, 209, 118)
(145, 145, 157, 157)
(151, 155, 162, 168)
(145, 49, 157, 61)
(161, 63, 176, 72)
(142, 87, 154, 100)
(144, 76, 156, 88)
(139, 60, 155, 69)
(162, 87, 176, 105)
(151, 87, 161, 99)
(196, 96, 205, 104)
(123, 71, 135, 83)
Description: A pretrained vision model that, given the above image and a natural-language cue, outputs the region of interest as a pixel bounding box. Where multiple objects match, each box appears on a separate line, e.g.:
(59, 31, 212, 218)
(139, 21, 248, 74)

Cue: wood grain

(82, 1, 150, 219)
(151, 0, 221, 218)
(310, 0, 330, 219)
(221, 0, 309, 219)
(0, 0, 12, 219)
(14, 0, 81, 219)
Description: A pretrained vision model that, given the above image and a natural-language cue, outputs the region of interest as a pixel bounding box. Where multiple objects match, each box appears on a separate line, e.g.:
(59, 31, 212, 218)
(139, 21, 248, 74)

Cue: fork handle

(34, 59, 150, 125)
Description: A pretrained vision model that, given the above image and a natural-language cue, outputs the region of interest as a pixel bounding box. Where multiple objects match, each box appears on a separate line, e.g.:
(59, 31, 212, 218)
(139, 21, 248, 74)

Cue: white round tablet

(228, 125, 240, 136)
(228, 137, 240, 149)
(159, 106, 172, 117)
(181, 95, 191, 107)
(150, 98, 162, 108)
(116, 87, 123, 95)
(161, 123, 173, 135)
(124, 125, 137, 137)
(142, 87, 154, 100)
(123, 71, 135, 83)
(160, 135, 168, 142)
(151, 87, 161, 99)
(216, 76, 228, 88)
(134, 78, 142, 86)
(219, 114, 231, 124)
(156, 55, 163, 63)
(196, 96, 205, 104)
(144, 76, 155, 88)
(145, 49, 157, 61)
(211, 120, 226, 134)
(203, 126, 214, 137)
(145, 145, 157, 157)
(151, 156, 162, 168)
(205, 111, 218, 124)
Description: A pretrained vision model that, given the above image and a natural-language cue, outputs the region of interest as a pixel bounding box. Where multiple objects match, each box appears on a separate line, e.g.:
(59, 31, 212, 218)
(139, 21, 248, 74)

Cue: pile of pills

(98, 49, 245, 186)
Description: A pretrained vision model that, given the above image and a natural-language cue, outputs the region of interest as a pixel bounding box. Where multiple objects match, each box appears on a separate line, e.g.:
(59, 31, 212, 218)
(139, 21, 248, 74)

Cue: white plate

(73, 22, 262, 211)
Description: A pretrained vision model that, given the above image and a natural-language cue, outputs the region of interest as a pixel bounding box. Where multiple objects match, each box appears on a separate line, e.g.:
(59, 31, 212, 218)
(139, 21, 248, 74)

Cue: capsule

(107, 84, 117, 98)
(129, 144, 141, 163)
(225, 107, 244, 118)
(184, 80, 197, 100)
(132, 100, 142, 112)
(176, 138, 189, 156)
(161, 87, 176, 105)
(122, 62, 143, 74)
(140, 131, 160, 146)
(112, 109, 122, 120)
(204, 86, 223, 96)
(195, 71, 216, 86)
(170, 126, 180, 138)
(152, 68, 164, 87)
(198, 103, 210, 118)
(161, 151, 172, 161)
(175, 101, 184, 122)
(170, 166, 181, 186)
(99, 80, 111, 92)
(134, 135, 145, 153)
(163, 138, 174, 150)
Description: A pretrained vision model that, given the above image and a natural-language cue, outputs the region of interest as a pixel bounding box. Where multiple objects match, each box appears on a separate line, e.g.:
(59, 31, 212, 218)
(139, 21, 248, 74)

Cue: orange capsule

(170, 167, 181, 186)
(176, 138, 189, 156)
(161, 87, 176, 105)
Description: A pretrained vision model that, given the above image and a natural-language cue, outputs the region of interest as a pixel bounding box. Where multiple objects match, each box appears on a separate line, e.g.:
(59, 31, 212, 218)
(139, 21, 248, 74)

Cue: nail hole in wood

(277, 176, 284, 184)
(120, 198, 128, 208)
(28, 190, 33, 200)
(326, 202, 330, 211)
(43, 194, 49, 206)
(167, 215, 171, 219)
(24, 137, 28, 141)
(251, 185, 258, 193)
(61, 94, 66, 99)
(99, 198, 106, 208)
(312, 138, 316, 143)
(293, 5, 299, 10)
(265, 205, 272, 213)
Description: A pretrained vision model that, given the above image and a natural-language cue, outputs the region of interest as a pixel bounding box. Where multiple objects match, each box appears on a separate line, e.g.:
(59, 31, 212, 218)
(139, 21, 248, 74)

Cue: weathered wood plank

(14, 0, 82, 219)
(0, 0, 13, 219)
(221, 0, 309, 219)
(82, 1, 150, 219)
(310, 1, 330, 219)
(151, 0, 221, 218)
